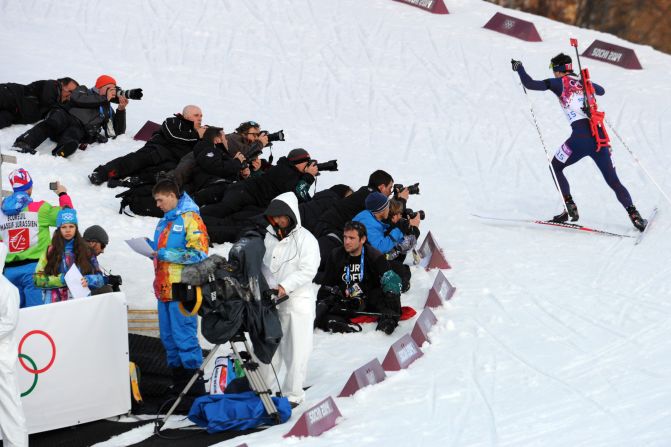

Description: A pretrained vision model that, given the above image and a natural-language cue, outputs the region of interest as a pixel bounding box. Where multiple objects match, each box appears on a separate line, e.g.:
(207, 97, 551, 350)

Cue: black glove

(125, 88, 143, 100)
(511, 59, 522, 72)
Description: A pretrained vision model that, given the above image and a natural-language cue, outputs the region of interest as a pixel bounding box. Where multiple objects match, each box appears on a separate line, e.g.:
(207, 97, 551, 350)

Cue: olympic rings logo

(17, 330, 57, 397)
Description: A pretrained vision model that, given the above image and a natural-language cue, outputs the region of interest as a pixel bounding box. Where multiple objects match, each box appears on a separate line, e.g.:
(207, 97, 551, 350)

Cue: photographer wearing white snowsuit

(0, 244, 28, 447)
(259, 191, 320, 407)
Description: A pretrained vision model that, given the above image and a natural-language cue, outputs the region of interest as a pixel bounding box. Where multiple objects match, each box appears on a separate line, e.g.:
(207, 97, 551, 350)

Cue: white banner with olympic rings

(16, 292, 130, 434)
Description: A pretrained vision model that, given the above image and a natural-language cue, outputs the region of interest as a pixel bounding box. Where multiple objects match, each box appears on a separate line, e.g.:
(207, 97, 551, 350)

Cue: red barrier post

(284, 397, 343, 438)
(338, 359, 387, 397)
(382, 334, 423, 371)
(582, 40, 643, 69)
(410, 308, 438, 346)
(418, 231, 451, 270)
(424, 270, 456, 308)
(392, 0, 449, 14)
(483, 12, 542, 42)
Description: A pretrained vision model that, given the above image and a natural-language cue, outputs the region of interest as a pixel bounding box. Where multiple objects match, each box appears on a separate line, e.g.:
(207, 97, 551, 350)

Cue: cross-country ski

(472, 214, 636, 239)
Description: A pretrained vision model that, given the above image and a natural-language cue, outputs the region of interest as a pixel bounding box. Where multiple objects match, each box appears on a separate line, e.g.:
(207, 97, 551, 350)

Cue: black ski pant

(365, 288, 401, 321)
(202, 208, 264, 244)
(97, 144, 176, 180)
(200, 185, 257, 219)
(14, 108, 84, 153)
(193, 182, 231, 206)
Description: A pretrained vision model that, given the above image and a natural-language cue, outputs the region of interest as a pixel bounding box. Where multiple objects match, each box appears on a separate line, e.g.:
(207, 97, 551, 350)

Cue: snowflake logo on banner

(503, 19, 516, 30)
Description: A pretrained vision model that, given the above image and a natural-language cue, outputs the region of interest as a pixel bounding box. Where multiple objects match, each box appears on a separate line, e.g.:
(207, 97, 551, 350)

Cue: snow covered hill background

(1, 0, 671, 445)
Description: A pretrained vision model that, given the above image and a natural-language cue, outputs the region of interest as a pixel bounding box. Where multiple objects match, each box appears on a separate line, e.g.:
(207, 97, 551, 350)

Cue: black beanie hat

(83, 225, 109, 245)
(287, 148, 311, 164)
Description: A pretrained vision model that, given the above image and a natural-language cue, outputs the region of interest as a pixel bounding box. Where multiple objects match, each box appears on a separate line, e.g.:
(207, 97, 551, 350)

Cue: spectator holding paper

(33, 208, 104, 304)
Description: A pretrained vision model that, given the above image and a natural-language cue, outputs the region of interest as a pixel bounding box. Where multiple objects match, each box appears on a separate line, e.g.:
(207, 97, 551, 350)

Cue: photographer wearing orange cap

(12, 74, 141, 158)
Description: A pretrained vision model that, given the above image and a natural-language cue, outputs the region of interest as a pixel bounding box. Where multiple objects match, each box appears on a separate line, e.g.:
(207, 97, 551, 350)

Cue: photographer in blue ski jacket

(511, 54, 646, 231)
(353, 192, 415, 292)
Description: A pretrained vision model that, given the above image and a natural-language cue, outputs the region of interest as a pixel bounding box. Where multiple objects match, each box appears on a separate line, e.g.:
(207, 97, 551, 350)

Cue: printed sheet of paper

(125, 237, 154, 258)
(64, 264, 91, 298)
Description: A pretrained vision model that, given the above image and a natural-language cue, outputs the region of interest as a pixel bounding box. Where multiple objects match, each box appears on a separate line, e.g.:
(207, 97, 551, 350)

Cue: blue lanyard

(345, 247, 364, 285)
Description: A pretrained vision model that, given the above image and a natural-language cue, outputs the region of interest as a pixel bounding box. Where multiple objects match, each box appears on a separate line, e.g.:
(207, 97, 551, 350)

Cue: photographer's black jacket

(147, 114, 199, 159)
(68, 85, 126, 138)
(300, 189, 341, 235)
(315, 185, 372, 237)
(0, 80, 63, 124)
(243, 156, 314, 205)
(191, 140, 243, 191)
(318, 243, 391, 300)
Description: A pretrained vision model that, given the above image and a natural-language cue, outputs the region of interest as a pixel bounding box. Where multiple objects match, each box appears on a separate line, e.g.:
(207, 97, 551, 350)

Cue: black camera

(261, 130, 284, 144)
(114, 86, 143, 100)
(404, 208, 425, 220)
(394, 182, 420, 195)
(314, 159, 338, 172)
(107, 274, 123, 292)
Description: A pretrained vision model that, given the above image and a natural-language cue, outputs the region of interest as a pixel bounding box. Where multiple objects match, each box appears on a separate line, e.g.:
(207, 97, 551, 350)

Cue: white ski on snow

(472, 214, 637, 239)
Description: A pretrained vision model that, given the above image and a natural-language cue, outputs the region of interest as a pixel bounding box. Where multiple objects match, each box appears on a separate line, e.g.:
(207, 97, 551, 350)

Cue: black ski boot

(551, 195, 579, 223)
(13, 140, 36, 154)
(52, 141, 78, 158)
(88, 167, 108, 185)
(626, 206, 647, 232)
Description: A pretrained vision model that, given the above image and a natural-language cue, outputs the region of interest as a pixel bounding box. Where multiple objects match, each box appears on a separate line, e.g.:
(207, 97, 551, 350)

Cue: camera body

(313, 159, 338, 172)
(49, 182, 58, 191)
(404, 208, 425, 220)
(107, 274, 123, 292)
(394, 182, 420, 195)
(114, 86, 143, 100)
(260, 129, 285, 144)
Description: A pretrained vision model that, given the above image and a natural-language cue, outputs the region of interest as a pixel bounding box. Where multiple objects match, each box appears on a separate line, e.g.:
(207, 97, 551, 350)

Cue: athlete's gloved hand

(511, 59, 523, 72)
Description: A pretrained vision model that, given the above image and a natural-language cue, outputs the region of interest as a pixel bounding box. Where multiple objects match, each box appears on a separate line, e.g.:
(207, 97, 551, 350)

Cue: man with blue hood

(0, 168, 73, 307)
(148, 178, 209, 395)
(258, 191, 320, 407)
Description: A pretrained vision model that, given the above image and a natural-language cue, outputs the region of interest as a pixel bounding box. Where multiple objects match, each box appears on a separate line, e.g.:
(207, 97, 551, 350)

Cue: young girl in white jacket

(260, 192, 320, 406)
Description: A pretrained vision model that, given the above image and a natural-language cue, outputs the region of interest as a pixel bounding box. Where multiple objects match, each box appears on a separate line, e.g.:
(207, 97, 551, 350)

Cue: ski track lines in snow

(3, 0, 671, 446)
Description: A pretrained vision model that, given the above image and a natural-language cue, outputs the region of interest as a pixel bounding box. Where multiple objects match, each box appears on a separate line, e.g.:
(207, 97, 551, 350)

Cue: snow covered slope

(1, 0, 671, 445)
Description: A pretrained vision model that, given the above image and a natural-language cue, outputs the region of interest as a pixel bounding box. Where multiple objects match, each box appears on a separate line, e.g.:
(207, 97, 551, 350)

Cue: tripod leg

(155, 344, 221, 433)
(230, 340, 280, 424)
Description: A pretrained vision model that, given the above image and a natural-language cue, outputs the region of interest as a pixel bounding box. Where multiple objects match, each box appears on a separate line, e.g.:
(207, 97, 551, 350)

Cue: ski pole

(605, 117, 671, 206)
(516, 76, 569, 214)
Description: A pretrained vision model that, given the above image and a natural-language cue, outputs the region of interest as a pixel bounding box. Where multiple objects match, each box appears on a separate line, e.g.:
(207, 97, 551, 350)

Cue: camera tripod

(155, 332, 280, 433)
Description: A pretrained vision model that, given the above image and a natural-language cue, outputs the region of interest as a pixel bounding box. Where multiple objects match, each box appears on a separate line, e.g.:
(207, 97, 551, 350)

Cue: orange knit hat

(95, 75, 117, 89)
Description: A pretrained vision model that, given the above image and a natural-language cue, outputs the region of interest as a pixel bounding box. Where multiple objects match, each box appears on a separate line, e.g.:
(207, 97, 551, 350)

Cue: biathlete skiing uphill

(511, 49, 647, 232)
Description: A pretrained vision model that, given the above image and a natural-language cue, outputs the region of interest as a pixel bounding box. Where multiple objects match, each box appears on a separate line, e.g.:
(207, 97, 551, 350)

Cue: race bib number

(554, 144, 573, 164)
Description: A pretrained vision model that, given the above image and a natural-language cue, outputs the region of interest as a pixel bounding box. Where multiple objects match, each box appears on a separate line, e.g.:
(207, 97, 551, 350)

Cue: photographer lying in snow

(200, 148, 317, 222)
(14, 75, 134, 157)
(1, 76, 78, 131)
(89, 105, 202, 186)
(316, 221, 402, 335)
